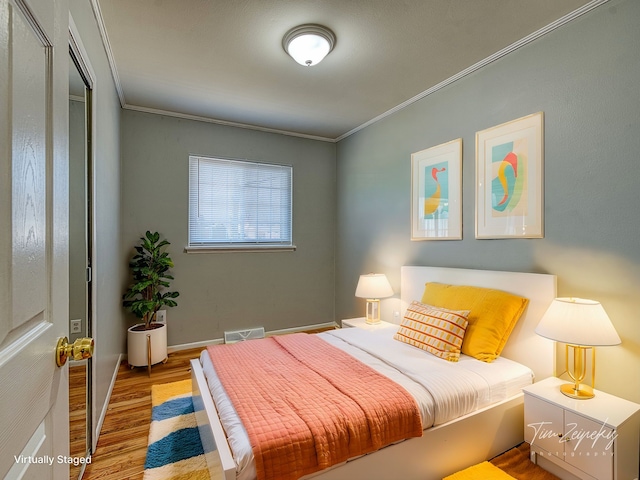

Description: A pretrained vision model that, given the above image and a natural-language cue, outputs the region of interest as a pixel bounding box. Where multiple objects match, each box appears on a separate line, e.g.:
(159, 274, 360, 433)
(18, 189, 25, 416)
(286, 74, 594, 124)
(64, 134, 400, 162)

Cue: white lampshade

(283, 24, 335, 67)
(355, 273, 393, 325)
(535, 297, 621, 346)
(355, 274, 393, 299)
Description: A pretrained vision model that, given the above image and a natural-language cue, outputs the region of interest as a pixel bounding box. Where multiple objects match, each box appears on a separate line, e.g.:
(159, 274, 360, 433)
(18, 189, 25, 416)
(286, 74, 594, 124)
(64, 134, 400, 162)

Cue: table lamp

(355, 273, 394, 325)
(535, 297, 621, 399)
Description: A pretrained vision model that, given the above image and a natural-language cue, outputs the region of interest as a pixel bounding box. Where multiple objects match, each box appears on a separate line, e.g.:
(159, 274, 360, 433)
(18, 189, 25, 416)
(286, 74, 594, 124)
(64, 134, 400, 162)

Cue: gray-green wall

(336, 0, 640, 402)
(116, 0, 638, 402)
(120, 111, 336, 346)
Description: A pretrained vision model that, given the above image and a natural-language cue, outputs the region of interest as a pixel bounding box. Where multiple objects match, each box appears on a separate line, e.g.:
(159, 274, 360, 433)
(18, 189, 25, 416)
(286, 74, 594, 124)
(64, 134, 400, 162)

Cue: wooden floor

(83, 327, 335, 479)
(70, 363, 88, 480)
(83, 347, 201, 479)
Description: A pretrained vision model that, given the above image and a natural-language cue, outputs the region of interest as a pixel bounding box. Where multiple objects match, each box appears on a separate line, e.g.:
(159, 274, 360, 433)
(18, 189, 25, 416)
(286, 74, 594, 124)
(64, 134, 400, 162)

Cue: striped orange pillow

(394, 301, 469, 362)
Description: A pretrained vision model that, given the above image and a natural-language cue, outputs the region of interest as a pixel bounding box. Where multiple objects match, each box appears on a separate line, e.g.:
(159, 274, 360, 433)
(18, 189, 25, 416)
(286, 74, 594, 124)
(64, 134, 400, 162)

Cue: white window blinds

(188, 156, 293, 248)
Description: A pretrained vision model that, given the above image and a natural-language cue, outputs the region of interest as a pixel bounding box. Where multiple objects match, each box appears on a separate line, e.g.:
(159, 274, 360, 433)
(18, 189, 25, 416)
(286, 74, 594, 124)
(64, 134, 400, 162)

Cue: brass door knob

(56, 337, 94, 367)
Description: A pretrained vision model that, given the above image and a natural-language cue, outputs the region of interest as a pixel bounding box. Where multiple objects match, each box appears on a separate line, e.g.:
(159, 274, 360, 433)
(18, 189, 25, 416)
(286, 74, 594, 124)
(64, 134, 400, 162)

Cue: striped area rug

(143, 379, 211, 480)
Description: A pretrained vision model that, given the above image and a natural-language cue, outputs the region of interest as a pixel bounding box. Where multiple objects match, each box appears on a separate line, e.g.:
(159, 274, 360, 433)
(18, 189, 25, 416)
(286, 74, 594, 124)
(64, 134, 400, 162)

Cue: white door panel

(0, 0, 68, 478)
(10, 0, 47, 333)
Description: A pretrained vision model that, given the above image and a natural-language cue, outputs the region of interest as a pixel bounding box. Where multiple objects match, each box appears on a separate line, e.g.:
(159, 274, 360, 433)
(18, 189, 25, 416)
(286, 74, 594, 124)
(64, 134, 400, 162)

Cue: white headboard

(400, 266, 557, 382)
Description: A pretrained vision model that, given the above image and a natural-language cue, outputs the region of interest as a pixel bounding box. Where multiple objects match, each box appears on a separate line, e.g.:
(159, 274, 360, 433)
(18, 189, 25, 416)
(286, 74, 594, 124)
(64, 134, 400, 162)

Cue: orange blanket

(207, 333, 422, 480)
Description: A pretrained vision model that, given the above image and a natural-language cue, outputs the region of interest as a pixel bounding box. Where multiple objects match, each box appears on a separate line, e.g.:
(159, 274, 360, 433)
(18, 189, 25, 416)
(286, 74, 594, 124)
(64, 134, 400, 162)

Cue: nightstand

(523, 377, 640, 480)
(341, 317, 397, 330)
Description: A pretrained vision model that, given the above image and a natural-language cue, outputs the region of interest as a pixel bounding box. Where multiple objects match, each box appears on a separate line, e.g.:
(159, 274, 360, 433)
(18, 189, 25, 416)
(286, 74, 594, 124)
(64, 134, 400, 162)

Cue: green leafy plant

(122, 231, 179, 330)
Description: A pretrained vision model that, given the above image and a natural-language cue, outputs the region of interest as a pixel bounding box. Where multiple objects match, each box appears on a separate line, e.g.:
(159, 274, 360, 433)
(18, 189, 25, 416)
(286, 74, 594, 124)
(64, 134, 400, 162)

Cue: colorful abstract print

(423, 160, 449, 218)
(491, 140, 526, 214)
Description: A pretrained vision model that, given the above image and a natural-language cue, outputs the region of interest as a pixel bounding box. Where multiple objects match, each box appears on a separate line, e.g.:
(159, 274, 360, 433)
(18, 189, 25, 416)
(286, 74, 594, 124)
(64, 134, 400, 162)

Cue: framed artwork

(475, 112, 544, 239)
(411, 138, 462, 240)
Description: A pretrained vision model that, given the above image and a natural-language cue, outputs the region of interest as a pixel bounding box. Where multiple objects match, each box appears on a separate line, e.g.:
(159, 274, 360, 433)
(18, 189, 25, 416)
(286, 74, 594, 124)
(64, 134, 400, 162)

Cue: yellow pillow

(421, 283, 529, 362)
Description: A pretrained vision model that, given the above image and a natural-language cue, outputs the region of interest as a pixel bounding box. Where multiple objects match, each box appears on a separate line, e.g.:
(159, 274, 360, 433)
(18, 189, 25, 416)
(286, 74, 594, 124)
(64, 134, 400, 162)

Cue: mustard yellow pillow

(421, 283, 529, 362)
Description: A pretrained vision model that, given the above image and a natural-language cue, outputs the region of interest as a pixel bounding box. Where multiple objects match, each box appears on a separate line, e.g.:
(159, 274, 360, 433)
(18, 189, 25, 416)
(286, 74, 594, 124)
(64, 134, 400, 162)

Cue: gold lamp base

(560, 383, 594, 399)
(365, 298, 381, 325)
(561, 344, 596, 399)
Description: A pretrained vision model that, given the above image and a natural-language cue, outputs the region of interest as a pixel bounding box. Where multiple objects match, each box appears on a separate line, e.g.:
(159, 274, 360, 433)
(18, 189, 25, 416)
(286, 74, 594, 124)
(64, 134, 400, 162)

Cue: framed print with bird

(475, 112, 544, 239)
(411, 138, 462, 240)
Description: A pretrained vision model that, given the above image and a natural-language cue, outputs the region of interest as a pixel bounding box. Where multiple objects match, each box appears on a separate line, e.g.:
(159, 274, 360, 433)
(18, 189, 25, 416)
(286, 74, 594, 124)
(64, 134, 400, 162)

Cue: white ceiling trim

(93, 0, 608, 144)
(335, 0, 609, 142)
(90, 0, 125, 107)
(123, 104, 337, 143)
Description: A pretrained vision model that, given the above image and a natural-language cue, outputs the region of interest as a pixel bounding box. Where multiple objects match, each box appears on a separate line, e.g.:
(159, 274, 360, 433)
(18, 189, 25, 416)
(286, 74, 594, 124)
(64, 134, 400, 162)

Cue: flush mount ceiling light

(282, 24, 336, 67)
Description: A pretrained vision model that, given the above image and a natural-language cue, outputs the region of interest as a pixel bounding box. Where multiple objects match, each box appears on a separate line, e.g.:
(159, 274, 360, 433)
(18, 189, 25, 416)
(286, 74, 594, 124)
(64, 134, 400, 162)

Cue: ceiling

(96, 0, 598, 142)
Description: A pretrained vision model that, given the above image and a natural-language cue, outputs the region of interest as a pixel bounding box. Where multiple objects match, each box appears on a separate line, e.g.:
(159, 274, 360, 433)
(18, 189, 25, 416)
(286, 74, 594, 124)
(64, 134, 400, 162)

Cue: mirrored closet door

(69, 25, 95, 480)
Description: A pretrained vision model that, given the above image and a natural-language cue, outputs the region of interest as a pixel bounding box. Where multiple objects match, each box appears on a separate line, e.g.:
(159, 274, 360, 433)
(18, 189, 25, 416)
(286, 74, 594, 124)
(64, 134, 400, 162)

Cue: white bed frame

(191, 266, 556, 480)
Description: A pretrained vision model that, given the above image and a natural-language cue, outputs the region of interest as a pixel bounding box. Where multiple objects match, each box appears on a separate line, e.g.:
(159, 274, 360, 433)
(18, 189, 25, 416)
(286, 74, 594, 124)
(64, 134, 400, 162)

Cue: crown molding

(91, 0, 609, 144)
(122, 104, 337, 143)
(335, 0, 609, 142)
(91, 0, 125, 107)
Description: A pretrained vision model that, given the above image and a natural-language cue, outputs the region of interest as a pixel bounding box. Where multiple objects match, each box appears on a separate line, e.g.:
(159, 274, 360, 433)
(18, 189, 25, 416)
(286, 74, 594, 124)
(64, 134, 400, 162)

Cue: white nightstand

(523, 377, 640, 480)
(341, 317, 397, 330)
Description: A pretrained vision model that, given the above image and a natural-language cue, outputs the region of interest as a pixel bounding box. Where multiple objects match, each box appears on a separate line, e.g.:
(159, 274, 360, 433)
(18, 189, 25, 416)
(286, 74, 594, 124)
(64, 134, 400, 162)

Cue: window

(188, 155, 294, 251)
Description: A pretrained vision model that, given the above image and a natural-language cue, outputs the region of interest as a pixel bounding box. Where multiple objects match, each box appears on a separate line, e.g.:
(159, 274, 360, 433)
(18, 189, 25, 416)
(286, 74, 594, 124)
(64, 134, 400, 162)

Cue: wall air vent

(224, 327, 265, 344)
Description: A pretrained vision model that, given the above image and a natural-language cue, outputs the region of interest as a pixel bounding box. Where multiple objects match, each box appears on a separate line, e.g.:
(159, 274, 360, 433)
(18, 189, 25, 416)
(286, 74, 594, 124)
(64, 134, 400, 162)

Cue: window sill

(184, 245, 297, 254)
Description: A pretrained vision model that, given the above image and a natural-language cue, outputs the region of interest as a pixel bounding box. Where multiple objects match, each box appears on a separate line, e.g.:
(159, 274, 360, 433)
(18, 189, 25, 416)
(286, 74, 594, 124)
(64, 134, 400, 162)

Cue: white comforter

(200, 325, 533, 480)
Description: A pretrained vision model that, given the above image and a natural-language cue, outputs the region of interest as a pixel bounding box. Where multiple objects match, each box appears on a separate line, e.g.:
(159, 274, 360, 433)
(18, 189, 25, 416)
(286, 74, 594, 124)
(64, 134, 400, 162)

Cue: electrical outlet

(70, 319, 82, 334)
(156, 310, 166, 324)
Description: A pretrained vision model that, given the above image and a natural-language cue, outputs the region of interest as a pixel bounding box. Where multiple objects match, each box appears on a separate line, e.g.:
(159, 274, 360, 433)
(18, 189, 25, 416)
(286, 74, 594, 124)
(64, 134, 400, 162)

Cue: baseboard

(167, 337, 224, 353)
(266, 321, 338, 337)
(168, 321, 338, 353)
(533, 452, 583, 480)
(93, 353, 122, 452)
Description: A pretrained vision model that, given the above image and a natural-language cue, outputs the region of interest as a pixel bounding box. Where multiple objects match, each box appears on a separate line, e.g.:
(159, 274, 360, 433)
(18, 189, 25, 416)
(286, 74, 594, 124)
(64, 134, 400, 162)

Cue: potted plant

(123, 231, 179, 369)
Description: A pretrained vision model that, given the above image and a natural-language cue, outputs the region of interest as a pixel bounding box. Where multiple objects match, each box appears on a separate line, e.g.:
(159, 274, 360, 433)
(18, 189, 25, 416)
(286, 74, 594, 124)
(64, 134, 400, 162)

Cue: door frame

(69, 13, 98, 453)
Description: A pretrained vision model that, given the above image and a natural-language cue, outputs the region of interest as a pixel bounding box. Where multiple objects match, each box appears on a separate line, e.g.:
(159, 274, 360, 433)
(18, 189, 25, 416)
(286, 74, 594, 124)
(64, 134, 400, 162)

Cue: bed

(191, 266, 557, 480)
